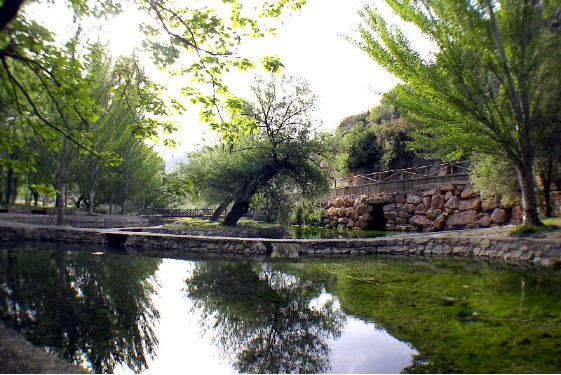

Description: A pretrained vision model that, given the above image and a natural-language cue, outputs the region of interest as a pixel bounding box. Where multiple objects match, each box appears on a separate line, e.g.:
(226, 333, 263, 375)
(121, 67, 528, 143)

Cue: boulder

(478, 214, 492, 228)
(511, 205, 523, 221)
(440, 184, 455, 192)
(366, 195, 394, 205)
(459, 198, 481, 211)
(433, 214, 448, 230)
(326, 206, 338, 217)
(481, 196, 500, 212)
(403, 203, 417, 213)
(414, 203, 428, 214)
(356, 204, 374, 215)
(409, 215, 432, 227)
(406, 194, 422, 204)
(446, 210, 478, 227)
(383, 203, 397, 212)
(343, 197, 355, 207)
(384, 211, 398, 220)
(490, 208, 509, 224)
(395, 194, 406, 203)
(425, 209, 442, 220)
(431, 194, 446, 210)
(335, 197, 345, 208)
(421, 196, 432, 208)
(444, 196, 460, 210)
(460, 184, 479, 199)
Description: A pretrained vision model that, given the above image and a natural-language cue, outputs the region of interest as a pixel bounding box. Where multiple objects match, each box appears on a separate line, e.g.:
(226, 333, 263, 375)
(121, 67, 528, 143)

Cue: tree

(221, 75, 329, 226)
(357, 0, 561, 226)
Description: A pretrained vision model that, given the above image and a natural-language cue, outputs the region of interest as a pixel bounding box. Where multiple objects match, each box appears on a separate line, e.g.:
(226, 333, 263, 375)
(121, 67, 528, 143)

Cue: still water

(0, 245, 560, 374)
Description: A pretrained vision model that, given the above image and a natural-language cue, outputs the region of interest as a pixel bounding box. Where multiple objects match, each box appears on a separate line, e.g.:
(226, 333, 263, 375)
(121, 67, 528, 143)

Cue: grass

(509, 216, 561, 238)
(164, 217, 277, 230)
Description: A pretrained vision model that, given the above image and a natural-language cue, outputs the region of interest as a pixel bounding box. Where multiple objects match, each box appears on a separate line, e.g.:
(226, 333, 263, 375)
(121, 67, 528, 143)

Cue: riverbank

(1, 213, 560, 268)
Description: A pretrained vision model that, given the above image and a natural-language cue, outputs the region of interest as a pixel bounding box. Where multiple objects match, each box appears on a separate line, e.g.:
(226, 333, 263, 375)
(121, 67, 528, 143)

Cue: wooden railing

(329, 162, 470, 197)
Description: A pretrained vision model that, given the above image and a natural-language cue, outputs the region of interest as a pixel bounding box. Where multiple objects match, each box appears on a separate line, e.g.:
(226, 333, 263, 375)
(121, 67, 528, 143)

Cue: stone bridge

(324, 181, 523, 232)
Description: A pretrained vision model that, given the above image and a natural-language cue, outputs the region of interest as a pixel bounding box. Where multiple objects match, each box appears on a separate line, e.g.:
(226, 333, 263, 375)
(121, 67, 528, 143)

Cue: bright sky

(25, 0, 400, 167)
(157, 0, 399, 165)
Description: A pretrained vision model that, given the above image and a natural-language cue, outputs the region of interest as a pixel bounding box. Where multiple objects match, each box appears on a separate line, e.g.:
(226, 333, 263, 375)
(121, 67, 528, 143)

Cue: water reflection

(185, 261, 346, 373)
(2, 247, 559, 374)
(0, 249, 160, 373)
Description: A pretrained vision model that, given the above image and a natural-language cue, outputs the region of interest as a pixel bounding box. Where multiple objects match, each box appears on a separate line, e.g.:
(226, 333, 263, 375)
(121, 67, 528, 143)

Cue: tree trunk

(121, 173, 129, 215)
(515, 161, 543, 227)
(0, 0, 25, 32)
(542, 159, 553, 218)
(55, 138, 70, 226)
(210, 197, 233, 222)
(223, 200, 251, 226)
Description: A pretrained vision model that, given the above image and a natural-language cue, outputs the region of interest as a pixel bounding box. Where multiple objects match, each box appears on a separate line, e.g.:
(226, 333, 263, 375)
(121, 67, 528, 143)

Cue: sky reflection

(115, 258, 415, 374)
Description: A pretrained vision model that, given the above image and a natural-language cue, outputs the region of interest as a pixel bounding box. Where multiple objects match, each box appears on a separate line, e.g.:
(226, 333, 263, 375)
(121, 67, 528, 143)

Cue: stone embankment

(324, 182, 524, 231)
(1, 217, 560, 268)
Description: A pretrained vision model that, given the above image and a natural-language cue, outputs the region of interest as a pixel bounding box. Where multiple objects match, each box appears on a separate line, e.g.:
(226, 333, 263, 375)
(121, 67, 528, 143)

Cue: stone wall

(323, 182, 523, 232)
(1, 220, 560, 268)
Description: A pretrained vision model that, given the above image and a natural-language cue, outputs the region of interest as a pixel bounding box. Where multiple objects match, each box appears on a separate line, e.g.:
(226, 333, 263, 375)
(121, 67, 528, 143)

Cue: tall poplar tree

(357, 0, 561, 226)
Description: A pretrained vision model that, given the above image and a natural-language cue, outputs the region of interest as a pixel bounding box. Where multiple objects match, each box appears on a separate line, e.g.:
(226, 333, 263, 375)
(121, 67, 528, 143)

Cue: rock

(433, 214, 448, 230)
(406, 194, 422, 204)
(422, 196, 432, 208)
(459, 198, 482, 211)
(409, 215, 432, 227)
(512, 205, 523, 220)
(395, 194, 406, 203)
(337, 207, 347, 216)
(460, 184, 479, 199)
(326, 206, 338, 217)
(422, 189, 436, 197)
(366, 195, 394, 205)
(478, 214, 492, 227)
(345, 207, 356, 217)
(440, 184, 455, 192)
(414, 203, 428, 214)
(490, 208, 509, 224)
(445, 191, 454, 201)
(384, 211, 398, 220)
(431, 194, 446, 210)
(403, 203, 417, 213)
(444, 196, 460, 210)
(383, 203, 397, 212)
(481, 196, 500, 212)
(425, 209, 442, 220)
(338, 217, 349, 224)
(446, 210, 478, 227)
(343, 197, 355, 207)
(335, 197, 345, 208)
(464, 222, 480, 230)
(356, 204, 374, 215)
(360, 213, 375, 222)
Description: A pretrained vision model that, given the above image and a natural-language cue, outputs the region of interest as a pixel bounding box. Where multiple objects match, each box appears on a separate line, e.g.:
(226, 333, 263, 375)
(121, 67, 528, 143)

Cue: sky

(26, 0, 400, 167)
(156, 0, 400, 165)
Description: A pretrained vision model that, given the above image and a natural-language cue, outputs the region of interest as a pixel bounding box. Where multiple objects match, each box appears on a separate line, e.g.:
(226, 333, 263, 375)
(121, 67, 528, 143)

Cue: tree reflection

(0, 249, 161, 373)
(185, 261, 346, 373)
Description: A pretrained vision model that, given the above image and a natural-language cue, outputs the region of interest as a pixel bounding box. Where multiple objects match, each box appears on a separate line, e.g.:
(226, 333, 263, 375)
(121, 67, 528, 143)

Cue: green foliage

(356, 0, 561, 225)
(289, 203, 324, 226)
(469, 153, 519, 206)
(335, 124, 382, 174)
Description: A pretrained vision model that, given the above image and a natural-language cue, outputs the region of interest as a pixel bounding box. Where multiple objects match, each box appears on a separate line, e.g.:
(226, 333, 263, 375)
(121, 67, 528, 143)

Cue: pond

(1, 244, 560, 374)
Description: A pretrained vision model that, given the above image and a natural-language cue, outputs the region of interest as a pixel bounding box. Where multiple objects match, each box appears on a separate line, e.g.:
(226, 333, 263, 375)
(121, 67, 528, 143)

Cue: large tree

(357, 0, 561, 226)
(221, 75, 329, 226)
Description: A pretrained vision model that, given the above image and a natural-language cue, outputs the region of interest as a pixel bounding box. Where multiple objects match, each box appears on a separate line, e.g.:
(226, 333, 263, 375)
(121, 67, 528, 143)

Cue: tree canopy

(357, 0, 561, 226)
